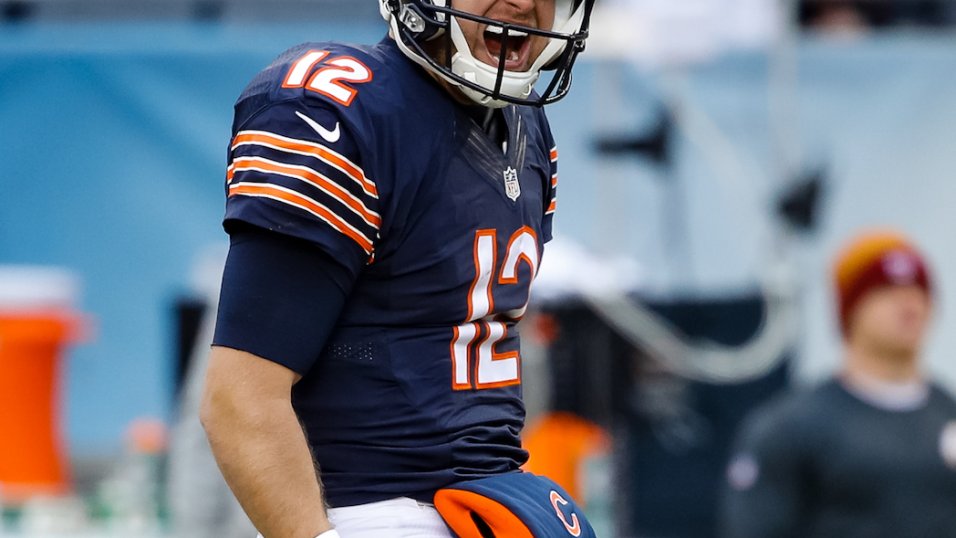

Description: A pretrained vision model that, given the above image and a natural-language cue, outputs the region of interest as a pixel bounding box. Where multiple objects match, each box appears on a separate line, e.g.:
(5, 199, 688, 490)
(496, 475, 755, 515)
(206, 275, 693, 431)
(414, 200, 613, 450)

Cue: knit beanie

(833, 230, 932, 335)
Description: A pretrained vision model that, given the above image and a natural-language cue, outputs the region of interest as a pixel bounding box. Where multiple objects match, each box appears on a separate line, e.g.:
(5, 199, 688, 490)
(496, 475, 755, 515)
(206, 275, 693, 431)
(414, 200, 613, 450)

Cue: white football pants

(256, 497, 454, 538)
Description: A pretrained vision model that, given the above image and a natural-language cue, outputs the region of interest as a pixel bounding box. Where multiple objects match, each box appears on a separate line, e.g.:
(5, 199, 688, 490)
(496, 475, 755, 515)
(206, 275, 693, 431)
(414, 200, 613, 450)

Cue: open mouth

(483, 25, 532, 71)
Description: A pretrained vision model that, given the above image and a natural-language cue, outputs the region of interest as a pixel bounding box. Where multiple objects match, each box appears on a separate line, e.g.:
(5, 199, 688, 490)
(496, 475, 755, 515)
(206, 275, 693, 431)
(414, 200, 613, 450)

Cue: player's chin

(883, 332, 924, 357)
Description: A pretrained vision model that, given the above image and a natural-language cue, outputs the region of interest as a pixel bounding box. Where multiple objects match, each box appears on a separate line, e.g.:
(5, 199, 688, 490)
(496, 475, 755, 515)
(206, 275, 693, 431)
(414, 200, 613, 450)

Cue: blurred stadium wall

(0, 21, 387, 456)
(2, 14, 956, 463)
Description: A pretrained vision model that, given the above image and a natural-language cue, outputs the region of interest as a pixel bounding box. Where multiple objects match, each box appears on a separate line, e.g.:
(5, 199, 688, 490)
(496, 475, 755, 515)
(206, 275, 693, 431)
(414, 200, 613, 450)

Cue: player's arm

(718, 402, 809, 538)
(202, 94, 379, 536)
(201, 227, 354, 537)
(202, 346, 330, 537)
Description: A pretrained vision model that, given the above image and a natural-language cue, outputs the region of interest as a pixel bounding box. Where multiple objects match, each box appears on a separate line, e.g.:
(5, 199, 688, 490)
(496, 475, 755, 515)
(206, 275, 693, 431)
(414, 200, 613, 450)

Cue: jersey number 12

(451, 227, 539, 391)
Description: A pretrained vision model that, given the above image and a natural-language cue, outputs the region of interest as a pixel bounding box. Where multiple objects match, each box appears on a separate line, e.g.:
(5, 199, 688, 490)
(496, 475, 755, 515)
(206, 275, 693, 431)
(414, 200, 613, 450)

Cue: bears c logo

(549, 490, 582, 537)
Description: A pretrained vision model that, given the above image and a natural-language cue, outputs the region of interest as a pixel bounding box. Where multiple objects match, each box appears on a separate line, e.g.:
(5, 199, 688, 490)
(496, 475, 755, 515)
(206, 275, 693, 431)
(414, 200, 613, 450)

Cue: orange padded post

(0, 308, 85, 503)
(522, 412, 611, 505)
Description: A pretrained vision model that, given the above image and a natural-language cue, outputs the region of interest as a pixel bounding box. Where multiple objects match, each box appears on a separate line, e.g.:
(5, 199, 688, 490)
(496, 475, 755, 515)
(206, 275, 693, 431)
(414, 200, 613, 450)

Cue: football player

(720, 231, 956, 538)
(200, 1, 596, 537)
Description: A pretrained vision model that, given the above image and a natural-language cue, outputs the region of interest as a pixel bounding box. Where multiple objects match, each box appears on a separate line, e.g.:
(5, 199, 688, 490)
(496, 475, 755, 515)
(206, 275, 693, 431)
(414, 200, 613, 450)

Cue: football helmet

(380, 0, 595, 108)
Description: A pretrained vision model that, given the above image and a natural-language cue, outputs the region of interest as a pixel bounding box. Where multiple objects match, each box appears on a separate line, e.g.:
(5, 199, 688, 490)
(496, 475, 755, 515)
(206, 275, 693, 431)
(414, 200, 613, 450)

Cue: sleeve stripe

(231, 156, 381, 228)
(551, 173, 558, 188)
(232, 130, 379, 199)
(226, 163, 235, 183)
(550, 147, 558, 162)
(228, 182, 374, 254)
(546, 199, 557, 214)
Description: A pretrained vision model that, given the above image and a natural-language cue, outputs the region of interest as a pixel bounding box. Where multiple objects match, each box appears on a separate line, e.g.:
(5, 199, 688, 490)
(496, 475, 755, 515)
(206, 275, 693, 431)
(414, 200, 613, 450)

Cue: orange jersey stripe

(547, 199, 557, 213)
(231, 156, 381, 228)
(550, 147, 558, 162)
(551, 173, 558, 188)
(232, 131, 378, 198)
(228, 183, 374, 254)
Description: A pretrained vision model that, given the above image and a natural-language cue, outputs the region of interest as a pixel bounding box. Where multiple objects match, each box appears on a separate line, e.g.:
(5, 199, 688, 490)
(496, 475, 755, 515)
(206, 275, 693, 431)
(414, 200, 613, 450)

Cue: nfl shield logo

(503, 167, 521, 201)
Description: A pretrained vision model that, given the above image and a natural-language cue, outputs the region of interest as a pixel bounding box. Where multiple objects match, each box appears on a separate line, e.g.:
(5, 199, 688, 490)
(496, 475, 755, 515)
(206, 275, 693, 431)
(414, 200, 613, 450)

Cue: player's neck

(840, 345, 930, 412)
(843, 343, 922, 384)
(428, 71, 477, 107)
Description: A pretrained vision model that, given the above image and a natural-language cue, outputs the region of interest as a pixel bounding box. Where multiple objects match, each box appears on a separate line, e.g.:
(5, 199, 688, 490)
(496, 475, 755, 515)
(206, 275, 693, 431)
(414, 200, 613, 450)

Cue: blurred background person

(720, 230, 956, 538)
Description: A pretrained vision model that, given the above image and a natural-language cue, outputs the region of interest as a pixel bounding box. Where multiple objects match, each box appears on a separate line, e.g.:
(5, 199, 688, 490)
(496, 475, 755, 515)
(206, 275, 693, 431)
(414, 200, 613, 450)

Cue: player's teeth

(485, 26, 529, 38)
(509, 50, 519, 61)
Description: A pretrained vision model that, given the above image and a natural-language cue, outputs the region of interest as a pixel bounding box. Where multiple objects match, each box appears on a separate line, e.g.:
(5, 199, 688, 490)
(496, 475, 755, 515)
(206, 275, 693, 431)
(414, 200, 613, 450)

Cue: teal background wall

(0, 22, 389, 455)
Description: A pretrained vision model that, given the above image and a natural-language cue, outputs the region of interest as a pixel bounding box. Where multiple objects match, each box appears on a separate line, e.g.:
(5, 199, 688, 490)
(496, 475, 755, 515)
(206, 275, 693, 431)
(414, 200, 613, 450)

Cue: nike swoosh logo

(296, 110, 340, 143)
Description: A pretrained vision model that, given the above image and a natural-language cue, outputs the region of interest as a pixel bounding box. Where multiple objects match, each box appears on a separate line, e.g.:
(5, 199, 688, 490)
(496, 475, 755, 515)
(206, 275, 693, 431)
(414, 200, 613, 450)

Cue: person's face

(849, 285, 932, 358)
(452, 0, 557, 72)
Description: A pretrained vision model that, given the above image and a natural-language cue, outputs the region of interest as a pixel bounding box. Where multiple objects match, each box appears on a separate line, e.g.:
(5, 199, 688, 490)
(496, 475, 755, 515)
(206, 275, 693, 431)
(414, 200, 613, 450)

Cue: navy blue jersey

(223, 37, 559, 507)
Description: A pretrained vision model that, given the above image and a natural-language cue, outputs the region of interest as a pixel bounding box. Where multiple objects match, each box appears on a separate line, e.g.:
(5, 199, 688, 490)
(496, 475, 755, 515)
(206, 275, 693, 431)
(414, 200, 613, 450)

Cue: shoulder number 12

(283, 50, 373, 107)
